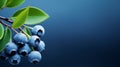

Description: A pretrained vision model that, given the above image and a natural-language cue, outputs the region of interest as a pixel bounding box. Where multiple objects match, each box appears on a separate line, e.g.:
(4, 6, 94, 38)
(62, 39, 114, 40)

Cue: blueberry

(28, 51, 42, 64)
(0, 51, 8, 60)
(8, 54, 21, 65)
(28, 36, 40, 47)
(13, 33, 28, 47)
(5, 42, 17, 56)
(32, 25, 45, 37)
(35, 41, 45, 52)
(18, 44, 31, 56)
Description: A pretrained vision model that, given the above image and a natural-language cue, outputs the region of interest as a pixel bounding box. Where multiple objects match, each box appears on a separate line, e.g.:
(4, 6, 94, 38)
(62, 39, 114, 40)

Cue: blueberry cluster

(0, 25, 45, 65)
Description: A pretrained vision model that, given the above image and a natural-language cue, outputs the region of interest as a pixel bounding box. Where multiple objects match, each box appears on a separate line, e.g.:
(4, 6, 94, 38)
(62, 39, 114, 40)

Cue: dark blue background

(0, 0, 120, 67)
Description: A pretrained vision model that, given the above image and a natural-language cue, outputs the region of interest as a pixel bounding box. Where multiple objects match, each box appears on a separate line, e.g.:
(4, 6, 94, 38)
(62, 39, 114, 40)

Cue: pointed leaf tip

(12, 7, 29, 28)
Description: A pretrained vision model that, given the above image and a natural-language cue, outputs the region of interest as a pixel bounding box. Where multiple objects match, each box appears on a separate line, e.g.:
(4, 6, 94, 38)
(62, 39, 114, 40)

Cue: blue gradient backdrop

(0, 0, 120, 67)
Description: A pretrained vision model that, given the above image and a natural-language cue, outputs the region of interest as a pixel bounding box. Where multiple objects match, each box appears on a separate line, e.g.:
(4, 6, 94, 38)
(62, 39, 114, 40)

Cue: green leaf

(23, 26, 31, 35)
(0, 27, 12, 52)
(6, 0, 25, 8)
(0, 0, 7, 9)
(12, 7, 29, 28)
(0, 23, 4, 40)
(12, 6, 49, 25)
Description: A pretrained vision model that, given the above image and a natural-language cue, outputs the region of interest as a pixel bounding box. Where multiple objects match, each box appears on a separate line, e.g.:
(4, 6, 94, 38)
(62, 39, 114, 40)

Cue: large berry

(35, 41, 45, 52)
(28, 35, 40, 47)
(28, 51, 42, 64)
(0, 51, 8, 60)
(13, 33, 28, 47)
(5, 42, 17, 56)
(18, 44, 31, 56)
(8, 54, 21, 65)
(32, 25, 45, 37)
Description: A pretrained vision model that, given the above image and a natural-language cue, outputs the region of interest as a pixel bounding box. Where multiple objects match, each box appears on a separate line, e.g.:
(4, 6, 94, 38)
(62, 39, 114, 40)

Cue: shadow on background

(0, 0, 120, 67)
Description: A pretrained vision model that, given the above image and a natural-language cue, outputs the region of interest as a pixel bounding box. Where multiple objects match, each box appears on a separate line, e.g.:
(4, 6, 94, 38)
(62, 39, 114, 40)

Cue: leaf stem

(0, 20, 18, 34)
(18, 27, 30, 38)
(23, 25, 33, 30)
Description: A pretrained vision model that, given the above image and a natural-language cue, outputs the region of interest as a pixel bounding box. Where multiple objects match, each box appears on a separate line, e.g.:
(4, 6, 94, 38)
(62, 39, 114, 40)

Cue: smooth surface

(0, 0, 120, 67)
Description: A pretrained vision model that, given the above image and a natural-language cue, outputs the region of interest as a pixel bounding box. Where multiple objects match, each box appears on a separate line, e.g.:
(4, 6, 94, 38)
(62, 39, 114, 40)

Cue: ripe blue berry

(18, 44, 31, 56)
(13, 33, 28, 47)
(32, 25, 45, 37)
(35, 41, 45, 52)
(0, 51, 8, 60)
(5, 42, 17, 56)
(28, 35, 40, 47)
(28, 51, 42, 64)
(8, 54, 21, 65)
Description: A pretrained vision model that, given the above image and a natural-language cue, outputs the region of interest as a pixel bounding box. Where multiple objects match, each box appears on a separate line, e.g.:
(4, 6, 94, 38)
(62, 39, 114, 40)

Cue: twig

(0, 20, 18, 33)
(0, 16, 13, 23)
(0, 16, 25, 33)
(0, 16, 31, 37)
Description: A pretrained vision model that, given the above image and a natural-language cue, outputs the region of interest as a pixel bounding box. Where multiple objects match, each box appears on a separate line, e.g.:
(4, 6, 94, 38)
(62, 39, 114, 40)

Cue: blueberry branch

(0, 20, 18, 33)
(0, 16, 13, 23)
(0, 16, 30, 37)
(0, 16, 33, 30)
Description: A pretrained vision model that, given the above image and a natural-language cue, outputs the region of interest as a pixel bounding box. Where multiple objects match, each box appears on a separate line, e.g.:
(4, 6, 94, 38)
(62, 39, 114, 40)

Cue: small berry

(18, 44, 31, 56)
(28, 51, 42, 64)
(8, 54, 21, 65)
(0, 51, 8, 60)
(32, 25, 45, 37)
(28, 35, 40, 47)
(13, 33, 28, 47)
(35, 41, 45, 52)
(5, 42, 17, 56)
